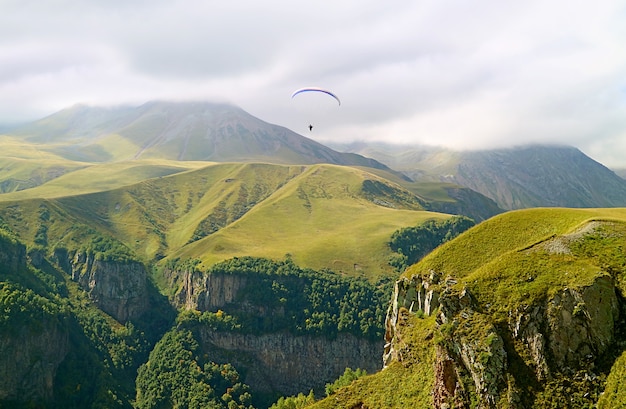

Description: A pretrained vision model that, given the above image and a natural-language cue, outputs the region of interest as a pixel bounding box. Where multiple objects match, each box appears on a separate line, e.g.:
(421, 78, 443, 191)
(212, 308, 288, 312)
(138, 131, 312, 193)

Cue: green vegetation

(267, 368, 366, 409)
(74, 232, 139, 263)
(0, 147, 206, 200)
(321, 208, 626, 408)
(388, 215, 475, 271)
(598, 351, 626, 408)
(309, 314, 438, 409)
(0, 161, 450, 278)
(1, 220, 393, 408)
(4, 138, 626, 409)
(269, 391, 316, 409)
(324, 368, 367, 397)
(173, 164, 448, 278)
(135, 329, 253, 409)
(0, 281, 64, 330)
(172, 256, 392, 341)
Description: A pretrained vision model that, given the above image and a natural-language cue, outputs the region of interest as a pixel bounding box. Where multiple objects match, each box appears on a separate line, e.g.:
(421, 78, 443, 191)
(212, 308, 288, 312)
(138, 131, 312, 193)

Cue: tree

(388, 216, 475, 271)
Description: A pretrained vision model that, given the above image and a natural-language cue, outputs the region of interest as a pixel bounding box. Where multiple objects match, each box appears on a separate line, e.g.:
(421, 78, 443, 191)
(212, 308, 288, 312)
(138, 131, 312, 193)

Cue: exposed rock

(174, 269, 248, 311)
(384, 273, 441, 366)
(385, 271, 620, 408)
(198, 329, 383, 396)
(546, 276, 618, 368)
(433, 345, 470, 409)
(436, 287, 508, 409)
(509, 304, 550, 380)
(0, 319, 69, 402)
(171, 269, 384, 396)
(509, 274, 618, 378)
(61, 250, 150, 322)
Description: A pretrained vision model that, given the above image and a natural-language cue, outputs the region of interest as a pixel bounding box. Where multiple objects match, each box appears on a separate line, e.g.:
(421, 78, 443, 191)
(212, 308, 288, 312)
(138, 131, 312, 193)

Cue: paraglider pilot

(309, 124, 313, 131)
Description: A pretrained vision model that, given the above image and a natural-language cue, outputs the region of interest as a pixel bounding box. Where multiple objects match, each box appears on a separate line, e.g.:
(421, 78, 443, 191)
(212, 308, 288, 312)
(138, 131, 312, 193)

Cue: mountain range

(6, 100, 626, 215)
(8, 101, 388, 168)
(335, 142, 626, 210)
(2, 100, 626, 408)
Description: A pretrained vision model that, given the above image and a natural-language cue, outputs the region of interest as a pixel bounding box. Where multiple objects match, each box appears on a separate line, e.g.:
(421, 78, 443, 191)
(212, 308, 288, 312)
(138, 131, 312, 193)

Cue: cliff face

(57, 250, 150, 322)
(0, 319, 69, 402)
(385, 273, 621, 408)
(174, 268, 248, 311)
(199, 330, 383, 396)
(0, 236, 69, 403)
(172, 268, 384, 396)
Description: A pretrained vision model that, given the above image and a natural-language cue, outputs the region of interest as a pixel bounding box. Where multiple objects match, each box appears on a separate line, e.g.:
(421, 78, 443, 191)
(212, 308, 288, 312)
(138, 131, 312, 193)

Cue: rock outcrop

(0, 319, 69, 402)
(384, 272, 620, 408)
(172, 269, 384, 396)
(509, 275, 618, 378)
(55, 249, 150, 322)
(384, 273, 441, 366)
(198, 329, 383, 396)
(174, 268, 248, 311)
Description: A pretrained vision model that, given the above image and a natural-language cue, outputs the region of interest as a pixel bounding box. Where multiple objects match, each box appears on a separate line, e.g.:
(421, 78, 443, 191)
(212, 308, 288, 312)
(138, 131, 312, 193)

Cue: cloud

(1, 0, 625, 166)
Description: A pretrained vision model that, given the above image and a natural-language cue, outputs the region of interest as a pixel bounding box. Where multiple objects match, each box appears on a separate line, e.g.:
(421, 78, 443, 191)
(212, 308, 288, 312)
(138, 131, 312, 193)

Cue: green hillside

(172, 164, 444, 278)
(0, 161, 448, 279)
(0, 133, 211, 197)
(0, 159, 455, 408)
(0, 158, 209, 200)
(310, 207, 626, 408)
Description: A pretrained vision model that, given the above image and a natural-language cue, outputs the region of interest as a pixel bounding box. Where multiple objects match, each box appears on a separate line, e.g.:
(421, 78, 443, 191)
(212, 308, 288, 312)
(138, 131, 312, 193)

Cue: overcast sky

(2, 0, 626, 166)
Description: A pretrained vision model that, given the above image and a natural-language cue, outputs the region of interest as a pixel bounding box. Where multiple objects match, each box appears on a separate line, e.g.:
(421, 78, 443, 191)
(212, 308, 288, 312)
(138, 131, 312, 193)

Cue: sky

(2, 0, 626, 167)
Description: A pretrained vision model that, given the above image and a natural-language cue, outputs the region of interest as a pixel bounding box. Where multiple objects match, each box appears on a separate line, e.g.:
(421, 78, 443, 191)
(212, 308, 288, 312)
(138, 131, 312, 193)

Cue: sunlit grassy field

(0, 160, 450, 279)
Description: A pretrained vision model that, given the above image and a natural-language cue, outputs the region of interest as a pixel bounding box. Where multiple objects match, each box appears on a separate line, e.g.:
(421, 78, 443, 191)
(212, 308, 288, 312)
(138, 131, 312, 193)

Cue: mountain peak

(6, 101, 390, 169)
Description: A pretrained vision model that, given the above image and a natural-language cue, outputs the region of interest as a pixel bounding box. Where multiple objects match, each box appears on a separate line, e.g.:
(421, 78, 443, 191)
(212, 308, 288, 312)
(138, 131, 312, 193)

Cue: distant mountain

(2, 101, 504, 221)
(337, 142, 626, 210)
(6, 101, 388, 169)
(614, 168, 626, 180)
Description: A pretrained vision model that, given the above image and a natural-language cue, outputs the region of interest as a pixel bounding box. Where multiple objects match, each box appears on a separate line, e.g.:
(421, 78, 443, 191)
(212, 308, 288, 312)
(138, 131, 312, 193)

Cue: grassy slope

(0, 160, 210, 201)
(312, 207, 626, 408)
(354, 166, 455, 203)
(0, 134, 211, 198)
(0, 161, 449, 279)
(310, 315, 438, 409)
(173, 164, 446, 278)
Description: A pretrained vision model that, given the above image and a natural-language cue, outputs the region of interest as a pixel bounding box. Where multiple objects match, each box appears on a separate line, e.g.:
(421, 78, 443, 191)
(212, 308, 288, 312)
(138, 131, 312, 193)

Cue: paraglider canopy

(291, 87, 341, 106)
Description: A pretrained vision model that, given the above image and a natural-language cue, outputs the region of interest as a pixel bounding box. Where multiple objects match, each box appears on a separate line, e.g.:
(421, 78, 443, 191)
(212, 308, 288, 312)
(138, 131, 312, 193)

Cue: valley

(2, 101, 626, 408)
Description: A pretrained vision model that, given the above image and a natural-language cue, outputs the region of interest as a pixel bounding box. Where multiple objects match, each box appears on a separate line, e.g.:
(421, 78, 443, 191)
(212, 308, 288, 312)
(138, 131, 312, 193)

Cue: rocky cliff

(54, 249, 150, 323)
(384, 266, 622, 408)
(383, 218, 626, 408)
(173, 267, 248, 311)
(0, 319, 69, 403)
(198, 329, 382, 396)
(170, 266, 385, 396)
(0, 235, 69, 404)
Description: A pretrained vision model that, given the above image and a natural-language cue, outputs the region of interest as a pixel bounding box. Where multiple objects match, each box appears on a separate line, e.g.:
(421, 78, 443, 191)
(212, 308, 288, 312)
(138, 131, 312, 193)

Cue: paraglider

(291, 87, 340, 131)
(291, 87, 341, 106)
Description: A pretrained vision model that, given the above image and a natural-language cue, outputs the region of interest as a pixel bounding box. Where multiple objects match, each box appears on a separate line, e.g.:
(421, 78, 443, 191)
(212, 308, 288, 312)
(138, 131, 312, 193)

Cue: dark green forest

(0, 224, 398, 409)
(388, 215, 475, 271)
(175, 256, 392, 341)
(0, 211, 466, 409)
